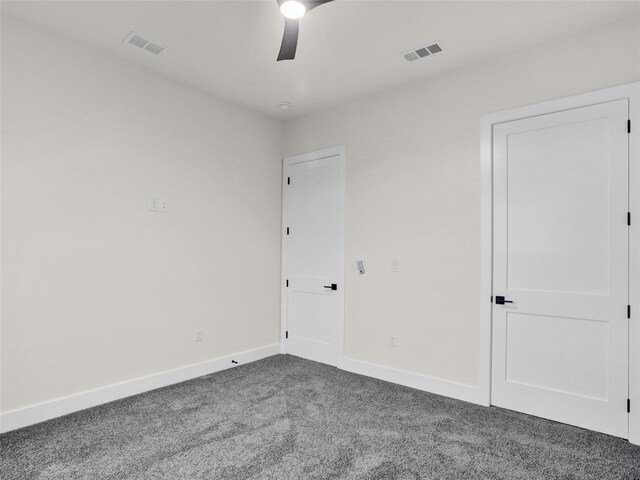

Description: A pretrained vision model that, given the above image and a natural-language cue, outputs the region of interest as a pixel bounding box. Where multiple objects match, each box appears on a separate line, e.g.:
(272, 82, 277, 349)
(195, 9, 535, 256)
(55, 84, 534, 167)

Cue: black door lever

(323, 284, 337, 291)
(495, 296, 513, 305)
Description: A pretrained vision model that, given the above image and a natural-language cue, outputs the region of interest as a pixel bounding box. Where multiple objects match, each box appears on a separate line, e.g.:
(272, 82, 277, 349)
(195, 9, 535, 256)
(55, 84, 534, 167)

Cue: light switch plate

(357, 260, 365, 274)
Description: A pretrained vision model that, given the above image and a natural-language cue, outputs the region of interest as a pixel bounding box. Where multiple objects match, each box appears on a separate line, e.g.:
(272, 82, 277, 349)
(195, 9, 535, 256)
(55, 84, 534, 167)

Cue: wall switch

(391, 259, 399, 272)
(357, 260, 365, 274)
(158, 198, 169, 213)
(149, 199, 159, 212)
(389, 335, 397, 347)
(195, 328, 203, 342)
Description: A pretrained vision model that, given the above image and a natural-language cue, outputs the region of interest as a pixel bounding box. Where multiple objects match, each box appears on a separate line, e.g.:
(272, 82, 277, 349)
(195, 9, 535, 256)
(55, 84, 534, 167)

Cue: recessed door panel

(292, 165, 338, 278)
(292, 290, 334, 345)
(506, 118, 611, 294)
(505, 313, 609, 400)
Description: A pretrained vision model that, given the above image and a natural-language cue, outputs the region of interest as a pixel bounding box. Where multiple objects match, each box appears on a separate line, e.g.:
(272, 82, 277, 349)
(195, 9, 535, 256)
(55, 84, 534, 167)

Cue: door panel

(506, 118, 611, 294)
(293, 291, 333, 343)
(492, 100, 629, 438)
(283, 148, 345, 366)
(505, 313, 609, 400)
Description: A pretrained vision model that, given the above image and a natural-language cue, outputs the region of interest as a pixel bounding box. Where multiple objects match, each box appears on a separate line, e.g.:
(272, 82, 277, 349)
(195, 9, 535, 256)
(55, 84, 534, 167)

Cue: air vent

(402, 40, 444, 62)
(123, 32, 167, 56)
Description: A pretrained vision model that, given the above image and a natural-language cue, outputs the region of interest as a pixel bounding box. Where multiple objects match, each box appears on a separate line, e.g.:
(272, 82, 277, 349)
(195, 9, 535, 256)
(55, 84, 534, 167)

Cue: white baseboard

(0, 343, 280, 434)
(341, 357, 483, 405)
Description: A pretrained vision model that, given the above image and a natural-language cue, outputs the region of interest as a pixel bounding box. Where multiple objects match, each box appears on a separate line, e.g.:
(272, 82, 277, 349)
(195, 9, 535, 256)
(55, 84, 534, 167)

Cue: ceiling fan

(277, 0, 334, 61)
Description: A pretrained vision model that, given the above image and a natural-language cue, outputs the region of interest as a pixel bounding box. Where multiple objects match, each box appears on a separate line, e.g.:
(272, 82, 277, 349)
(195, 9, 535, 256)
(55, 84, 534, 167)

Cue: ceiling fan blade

(305, 0, 334, 13)
(277, 18, 299, 61)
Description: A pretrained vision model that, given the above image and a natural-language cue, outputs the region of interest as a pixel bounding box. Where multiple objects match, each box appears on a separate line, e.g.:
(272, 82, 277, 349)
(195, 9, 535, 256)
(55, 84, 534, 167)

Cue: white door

(491, 100, 629, 438)
(282, 146, 346, 366)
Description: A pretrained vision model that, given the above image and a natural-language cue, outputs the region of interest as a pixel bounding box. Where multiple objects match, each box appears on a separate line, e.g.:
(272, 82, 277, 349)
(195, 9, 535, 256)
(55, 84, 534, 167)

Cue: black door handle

(495, 296, 513, 305)
(323, 284, 337, 291)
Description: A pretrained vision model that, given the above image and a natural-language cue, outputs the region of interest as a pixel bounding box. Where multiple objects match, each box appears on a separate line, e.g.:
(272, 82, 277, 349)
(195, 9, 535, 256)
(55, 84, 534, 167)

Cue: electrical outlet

(149, 198, 159, 211)
(158, 198, 169, 213)
(389, 335, 397, 347)
(391, 259, 399, 272)
(195, 328, 203, 342)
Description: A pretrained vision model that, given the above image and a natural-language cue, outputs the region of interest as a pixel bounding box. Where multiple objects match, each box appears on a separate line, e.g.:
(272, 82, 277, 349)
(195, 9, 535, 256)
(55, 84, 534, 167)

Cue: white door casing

(491, 99, 629, 438)
(281, 146, 346, 367)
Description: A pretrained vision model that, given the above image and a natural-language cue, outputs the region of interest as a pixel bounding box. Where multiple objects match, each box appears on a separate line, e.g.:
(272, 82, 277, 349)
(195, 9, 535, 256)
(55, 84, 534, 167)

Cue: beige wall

(3, 10, 640, 416)
(1, 16, 282, 412)
(283, 17, 640, 387)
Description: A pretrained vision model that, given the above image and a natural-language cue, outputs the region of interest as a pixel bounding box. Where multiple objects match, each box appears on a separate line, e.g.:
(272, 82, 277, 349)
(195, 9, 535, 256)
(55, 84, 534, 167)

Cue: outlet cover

(388, 335, 397, 347)
(195, 328, 203, 342)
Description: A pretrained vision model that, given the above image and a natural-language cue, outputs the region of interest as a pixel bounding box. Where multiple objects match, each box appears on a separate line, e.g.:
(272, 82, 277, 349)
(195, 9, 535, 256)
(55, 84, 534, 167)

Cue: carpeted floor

(1, 355, 639, 479)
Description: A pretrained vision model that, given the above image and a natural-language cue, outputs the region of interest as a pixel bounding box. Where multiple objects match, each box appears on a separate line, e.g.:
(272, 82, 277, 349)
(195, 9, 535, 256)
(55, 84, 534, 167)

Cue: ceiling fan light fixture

(280, 1, 306, 19)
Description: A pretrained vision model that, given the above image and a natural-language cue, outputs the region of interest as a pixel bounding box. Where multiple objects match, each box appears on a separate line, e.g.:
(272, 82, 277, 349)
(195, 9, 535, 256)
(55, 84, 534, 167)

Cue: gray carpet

(1, 355, 639, 479)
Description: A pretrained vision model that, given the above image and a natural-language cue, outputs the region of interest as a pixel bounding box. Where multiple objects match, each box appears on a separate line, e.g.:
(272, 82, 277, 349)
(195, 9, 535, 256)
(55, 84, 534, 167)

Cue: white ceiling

(3, 1, 639, 119)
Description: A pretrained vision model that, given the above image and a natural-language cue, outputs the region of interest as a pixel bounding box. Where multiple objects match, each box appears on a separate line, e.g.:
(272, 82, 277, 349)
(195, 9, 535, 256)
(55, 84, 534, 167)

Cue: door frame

(480, 82, 640, 444)
(280, 145, 347, 368)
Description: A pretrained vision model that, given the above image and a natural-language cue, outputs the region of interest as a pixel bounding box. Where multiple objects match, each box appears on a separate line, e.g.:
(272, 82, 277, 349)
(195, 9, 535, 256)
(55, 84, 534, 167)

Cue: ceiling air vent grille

(402, 41, 444, 62)
(123, 32, 167, 56)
